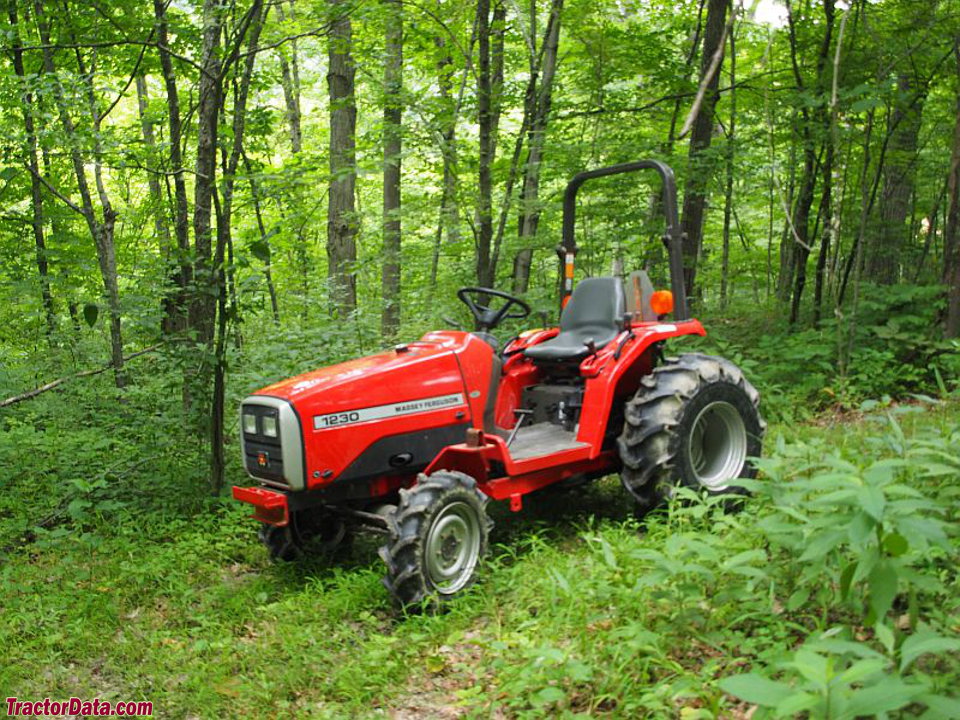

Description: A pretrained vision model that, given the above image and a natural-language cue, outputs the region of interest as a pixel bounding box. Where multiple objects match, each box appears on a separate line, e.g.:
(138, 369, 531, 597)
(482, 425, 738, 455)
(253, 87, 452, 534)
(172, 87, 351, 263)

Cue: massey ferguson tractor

(233, 160, 764, 608)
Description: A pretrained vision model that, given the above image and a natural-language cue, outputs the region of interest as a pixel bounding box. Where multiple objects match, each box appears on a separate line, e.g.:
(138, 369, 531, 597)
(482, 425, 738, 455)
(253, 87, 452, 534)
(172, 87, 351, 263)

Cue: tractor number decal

(313, 393, 466, 430)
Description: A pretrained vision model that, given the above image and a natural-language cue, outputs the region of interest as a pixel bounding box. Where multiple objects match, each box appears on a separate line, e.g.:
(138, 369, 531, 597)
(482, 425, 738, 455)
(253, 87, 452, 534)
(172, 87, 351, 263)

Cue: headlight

(262, 415, 278, 438)
(243, 413, 258, 435)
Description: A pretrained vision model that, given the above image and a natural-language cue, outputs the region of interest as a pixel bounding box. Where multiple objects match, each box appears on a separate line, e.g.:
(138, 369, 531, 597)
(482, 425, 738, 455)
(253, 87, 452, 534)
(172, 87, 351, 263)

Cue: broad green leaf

(868, 560, 898, 621)
(917, 693, 960, 718)
(883, 532, 909, 557)
(838, 658, 885, 685)
(83, 303, 99, 327)
(249, 240, 271, 263)
(875, 622, 896, 654)
(531, 686, 565, 706)
(718, 673, 793, 707)
(791, 649, 830, 691)
(900, 632, 960, 673)
(848, 510, 875, 546)
(775, 691, 819, 716)
(799, 529, 845, 561)
(858, 485, 885, 522)
(840, 679, 921, 719)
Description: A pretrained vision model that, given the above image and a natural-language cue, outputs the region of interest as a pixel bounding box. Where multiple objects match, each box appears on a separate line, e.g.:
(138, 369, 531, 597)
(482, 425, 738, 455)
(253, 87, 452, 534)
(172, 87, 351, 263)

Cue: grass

(1, 398, 959, 718)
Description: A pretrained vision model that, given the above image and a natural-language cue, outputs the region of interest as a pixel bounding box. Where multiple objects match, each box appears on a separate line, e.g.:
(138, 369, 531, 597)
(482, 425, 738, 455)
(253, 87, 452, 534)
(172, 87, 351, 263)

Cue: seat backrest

(560, 276, 626, 333)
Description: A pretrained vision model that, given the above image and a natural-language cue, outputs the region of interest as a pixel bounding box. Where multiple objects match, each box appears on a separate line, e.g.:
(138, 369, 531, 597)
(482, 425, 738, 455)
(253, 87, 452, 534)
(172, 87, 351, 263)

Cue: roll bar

(558, 159, 689, 321)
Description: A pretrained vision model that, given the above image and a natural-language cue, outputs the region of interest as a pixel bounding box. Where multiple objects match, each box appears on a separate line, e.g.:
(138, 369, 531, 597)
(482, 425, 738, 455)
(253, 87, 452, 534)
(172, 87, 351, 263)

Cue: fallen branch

(0, 343, 164, 408)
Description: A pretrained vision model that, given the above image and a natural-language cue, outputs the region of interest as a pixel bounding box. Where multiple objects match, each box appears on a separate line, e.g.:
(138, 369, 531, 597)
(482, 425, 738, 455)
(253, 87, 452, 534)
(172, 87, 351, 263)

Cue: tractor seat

(524, 277, 626, 363)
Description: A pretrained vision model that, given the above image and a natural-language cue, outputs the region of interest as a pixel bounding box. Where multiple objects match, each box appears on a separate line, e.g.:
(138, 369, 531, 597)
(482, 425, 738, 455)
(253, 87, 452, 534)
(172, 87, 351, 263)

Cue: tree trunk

(813, 6, 849, 325)
(381, 0, 403, 337)
(135, 75, 178, 333)
(430, 26, 465, 288)
(869, 73, 925, 284)
(190, 0, 226, 344)
(719, 22, 736, 307)
(34, 0, 125, 388)
(277, 1, 303, 153)
(327, 0, 358, 315)
(153, 0, 191, 335)
(514, 0, 563, 294)
(475, 0, 504, 287)
(210, 0, 265, 493)
(8, 0, 55, 340)
(680, 0, 729, 299)
(787, 0, 835, 325)
(243, 153, 281, 324)
(943, 39, 960, 338)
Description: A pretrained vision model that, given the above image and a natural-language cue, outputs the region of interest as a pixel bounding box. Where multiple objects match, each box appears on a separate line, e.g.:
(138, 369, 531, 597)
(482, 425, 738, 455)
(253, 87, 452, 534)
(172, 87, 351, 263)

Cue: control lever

(583, 338, 597, 356)
(506, 408, 534, 448)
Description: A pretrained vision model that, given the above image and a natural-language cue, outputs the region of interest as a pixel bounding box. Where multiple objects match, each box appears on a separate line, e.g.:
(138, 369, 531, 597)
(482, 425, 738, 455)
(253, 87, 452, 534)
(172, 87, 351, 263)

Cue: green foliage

(2, 392, 960, 716)
(680, 283, 960, 424)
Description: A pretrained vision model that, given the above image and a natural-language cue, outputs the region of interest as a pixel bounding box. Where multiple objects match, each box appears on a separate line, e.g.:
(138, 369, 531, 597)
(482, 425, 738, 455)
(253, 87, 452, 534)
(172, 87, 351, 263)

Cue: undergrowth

(685, 284, 960, 423)
(2, 399, 958, 718)
(2, 284, 959, 717)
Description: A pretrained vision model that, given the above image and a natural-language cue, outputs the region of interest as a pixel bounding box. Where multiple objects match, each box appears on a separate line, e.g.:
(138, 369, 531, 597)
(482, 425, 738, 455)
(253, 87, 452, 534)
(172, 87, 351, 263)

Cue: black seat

(524, 277, 626, 362)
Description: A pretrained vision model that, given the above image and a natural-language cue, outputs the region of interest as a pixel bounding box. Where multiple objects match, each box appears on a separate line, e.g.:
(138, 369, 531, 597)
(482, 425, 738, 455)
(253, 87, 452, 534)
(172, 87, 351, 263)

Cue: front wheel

(618, 353, 765, 515)
(378, 471, 491, 610)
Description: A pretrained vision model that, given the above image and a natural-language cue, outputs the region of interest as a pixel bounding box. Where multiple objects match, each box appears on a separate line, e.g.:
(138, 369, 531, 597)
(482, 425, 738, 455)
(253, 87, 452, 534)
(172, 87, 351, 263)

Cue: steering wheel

(457, 287, 531, 332)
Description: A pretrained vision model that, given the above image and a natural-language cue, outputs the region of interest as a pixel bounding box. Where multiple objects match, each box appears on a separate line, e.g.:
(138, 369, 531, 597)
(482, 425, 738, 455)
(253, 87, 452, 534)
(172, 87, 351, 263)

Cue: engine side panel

(253, 338, 474, 491)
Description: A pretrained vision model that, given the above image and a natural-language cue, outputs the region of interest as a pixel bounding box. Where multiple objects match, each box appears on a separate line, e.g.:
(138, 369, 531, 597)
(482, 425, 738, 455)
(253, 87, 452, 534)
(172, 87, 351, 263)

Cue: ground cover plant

(3, 361, 958, 717)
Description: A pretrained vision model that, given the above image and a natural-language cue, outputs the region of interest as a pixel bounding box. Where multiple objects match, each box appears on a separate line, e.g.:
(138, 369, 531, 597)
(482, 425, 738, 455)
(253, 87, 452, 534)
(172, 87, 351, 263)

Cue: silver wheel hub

(687, 400, 748, 491)
(425, 501, 481, 594)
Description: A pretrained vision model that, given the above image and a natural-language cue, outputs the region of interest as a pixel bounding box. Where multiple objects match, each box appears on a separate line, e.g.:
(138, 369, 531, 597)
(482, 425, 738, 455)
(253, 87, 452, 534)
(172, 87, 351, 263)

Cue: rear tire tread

(618, 353, 765, 515)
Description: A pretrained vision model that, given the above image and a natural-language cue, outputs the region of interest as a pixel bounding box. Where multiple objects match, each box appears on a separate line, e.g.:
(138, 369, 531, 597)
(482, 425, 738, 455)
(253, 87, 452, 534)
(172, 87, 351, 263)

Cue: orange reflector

(650, 290, 674, 316)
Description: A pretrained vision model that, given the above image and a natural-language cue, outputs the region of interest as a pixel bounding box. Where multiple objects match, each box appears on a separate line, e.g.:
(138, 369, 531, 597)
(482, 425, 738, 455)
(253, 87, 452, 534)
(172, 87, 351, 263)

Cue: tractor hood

(257, 331, 470, 412)
(245, 331, 497, 491)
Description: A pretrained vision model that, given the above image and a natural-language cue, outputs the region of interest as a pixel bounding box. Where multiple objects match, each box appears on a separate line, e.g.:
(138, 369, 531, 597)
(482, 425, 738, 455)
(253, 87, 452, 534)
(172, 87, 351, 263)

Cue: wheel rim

(687, 400, 748, 491)
(425, 501, 481, 594)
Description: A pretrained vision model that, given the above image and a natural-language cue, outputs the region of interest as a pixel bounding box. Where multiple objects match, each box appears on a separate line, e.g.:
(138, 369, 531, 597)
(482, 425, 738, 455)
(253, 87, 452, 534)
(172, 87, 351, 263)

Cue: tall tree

(429, 31, 464, 287)
(33, 0, 125, 387)
(135, 75, 176, 331)
(513, 0, 563, 294)
(8, 0, 55, 340)
(785, 0, 835, 325)
(211, 0, 267, 492)
(190, 0, 227, 344)
(152, 0, 191, 335)
(277, 0, 303, 153)
(869, 73, 926, 283)
(475, 0, 505, 287)
(943, 37, 960, 338)
(679, 0, 729, 299)
(381, 0, 403, 337)
(327, 0, 359, 315)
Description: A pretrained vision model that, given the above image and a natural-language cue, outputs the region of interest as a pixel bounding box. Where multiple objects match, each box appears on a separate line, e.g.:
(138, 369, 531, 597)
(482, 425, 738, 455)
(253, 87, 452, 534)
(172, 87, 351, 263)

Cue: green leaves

(82, 302, 99, 327)
(718, 673, 793, 706)
(899, 632, 960, 674)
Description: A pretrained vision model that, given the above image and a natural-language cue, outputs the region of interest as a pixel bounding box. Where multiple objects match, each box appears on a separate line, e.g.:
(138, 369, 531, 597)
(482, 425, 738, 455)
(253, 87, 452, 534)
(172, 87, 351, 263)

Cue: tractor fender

(577, 319, 706, 453)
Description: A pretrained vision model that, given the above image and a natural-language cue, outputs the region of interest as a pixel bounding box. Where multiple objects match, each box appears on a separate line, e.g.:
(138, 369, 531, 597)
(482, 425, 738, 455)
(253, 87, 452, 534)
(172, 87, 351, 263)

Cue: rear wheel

(618, 353, 764, 516)
(379, 471, 491, 609)
(258, 508, 349, 562)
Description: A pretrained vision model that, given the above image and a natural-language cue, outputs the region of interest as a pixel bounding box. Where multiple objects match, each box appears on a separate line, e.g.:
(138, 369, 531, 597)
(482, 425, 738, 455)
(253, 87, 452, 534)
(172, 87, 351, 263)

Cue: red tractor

(234, 160, 764, 608)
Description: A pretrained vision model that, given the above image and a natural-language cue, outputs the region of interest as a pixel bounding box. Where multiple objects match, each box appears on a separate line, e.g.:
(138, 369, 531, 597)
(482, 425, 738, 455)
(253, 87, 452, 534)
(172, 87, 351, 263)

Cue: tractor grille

(242, 405, 288, 487)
